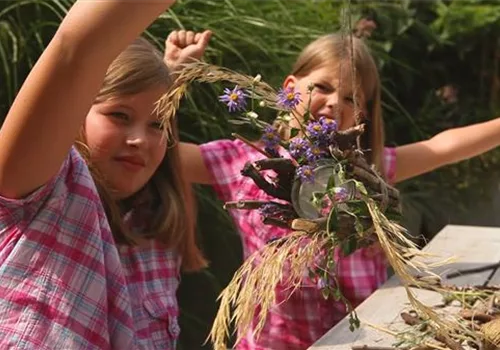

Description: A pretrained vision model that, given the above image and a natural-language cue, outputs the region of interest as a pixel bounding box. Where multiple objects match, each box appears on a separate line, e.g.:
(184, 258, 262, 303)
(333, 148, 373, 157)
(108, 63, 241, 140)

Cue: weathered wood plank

(309, 225, 500, 350)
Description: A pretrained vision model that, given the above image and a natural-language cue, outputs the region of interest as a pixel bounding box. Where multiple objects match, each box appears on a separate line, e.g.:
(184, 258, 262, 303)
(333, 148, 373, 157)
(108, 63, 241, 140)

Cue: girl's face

(284, 63, 367, 131)
(84, 85, 168, 199)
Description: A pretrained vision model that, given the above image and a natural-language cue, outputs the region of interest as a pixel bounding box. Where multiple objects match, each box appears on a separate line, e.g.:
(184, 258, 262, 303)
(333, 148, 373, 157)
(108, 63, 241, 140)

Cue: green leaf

(321, 288, 330, 299)
(341, 235, 358, 256)
(311, 191, 325, 208)
(353, 180, 368, 196)
(326, 207, 338, 237)
(354, 218, 364, 235)
(326, 174, 336, 191)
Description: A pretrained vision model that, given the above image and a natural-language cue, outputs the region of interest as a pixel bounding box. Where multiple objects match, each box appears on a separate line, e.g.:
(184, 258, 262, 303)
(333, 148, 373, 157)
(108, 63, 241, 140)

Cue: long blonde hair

(289, 33, 385, 175)
(76, 37, 206, 272)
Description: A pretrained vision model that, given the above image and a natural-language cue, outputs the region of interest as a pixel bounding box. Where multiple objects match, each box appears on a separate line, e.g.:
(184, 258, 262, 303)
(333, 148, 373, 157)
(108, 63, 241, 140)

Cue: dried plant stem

(156, 60, 282, 127)
(208, 231, 327, 349)
(366, 199, 478, 347)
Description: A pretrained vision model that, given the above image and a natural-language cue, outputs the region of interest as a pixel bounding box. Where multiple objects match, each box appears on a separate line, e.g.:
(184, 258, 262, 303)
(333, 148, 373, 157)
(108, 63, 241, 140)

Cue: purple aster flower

(219, 85, 248, 112)
(305, 143, 324, 163)
(261, 125, 281, 149)
(265, 147, 281, 158)
(277, 87, 301, 110)
(305, 119, 334, 147)
(288, 137, 309, 159)
(333, 187, 349, 202)
(317, 277, 328, 290)
(259, 203, 280, 217)
(319, 116, 338, 134)
(306, 121, 324, 139)
(296, 165, 315, 183)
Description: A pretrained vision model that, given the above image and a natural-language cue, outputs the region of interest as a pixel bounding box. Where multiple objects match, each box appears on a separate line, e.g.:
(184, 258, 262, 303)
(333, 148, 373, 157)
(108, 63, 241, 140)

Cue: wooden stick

(446, 262, 500, 279)
(241, 162, 291, 201)
(232, 133, 272, 158)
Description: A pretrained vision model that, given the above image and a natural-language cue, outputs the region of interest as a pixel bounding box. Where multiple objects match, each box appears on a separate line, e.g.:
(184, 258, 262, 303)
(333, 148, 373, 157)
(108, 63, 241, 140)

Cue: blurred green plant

(1, 0, 499, 348)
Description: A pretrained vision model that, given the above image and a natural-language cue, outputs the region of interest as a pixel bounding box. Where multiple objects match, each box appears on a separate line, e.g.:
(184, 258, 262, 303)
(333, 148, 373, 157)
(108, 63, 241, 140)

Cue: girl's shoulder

(0, 146, 99, 218)
(0, 147, 133, 349)
(0, 146, 109, 248)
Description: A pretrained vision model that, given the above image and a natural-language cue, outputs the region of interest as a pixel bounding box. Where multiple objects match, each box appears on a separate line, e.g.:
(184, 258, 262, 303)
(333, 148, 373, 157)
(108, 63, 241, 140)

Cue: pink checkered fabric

(200, 139, 397, 350)
(0, 147, 181, 350)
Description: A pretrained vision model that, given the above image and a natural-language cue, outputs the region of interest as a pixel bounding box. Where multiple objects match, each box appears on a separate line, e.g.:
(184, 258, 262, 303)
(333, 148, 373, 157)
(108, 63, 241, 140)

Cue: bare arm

(394, 117, 500, 183)
(179, 142, 213, 184)
(0, 0, 175, 198)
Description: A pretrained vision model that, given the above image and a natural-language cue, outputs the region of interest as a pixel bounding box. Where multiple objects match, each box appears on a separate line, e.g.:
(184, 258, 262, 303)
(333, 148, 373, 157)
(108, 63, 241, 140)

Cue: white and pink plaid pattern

(200, 139, 396, 350)
(0, 147, 181, 349)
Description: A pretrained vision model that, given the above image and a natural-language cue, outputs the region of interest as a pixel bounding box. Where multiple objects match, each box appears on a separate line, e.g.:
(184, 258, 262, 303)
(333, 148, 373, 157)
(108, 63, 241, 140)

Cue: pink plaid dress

(200, 139, 397, 350)
(0, 147, 181, 349)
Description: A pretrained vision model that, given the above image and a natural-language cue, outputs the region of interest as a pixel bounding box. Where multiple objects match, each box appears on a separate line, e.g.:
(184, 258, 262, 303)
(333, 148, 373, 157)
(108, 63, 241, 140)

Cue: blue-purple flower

(297, 165, 315, 183)
(259, 203, 280, 217)
(306, 121, 324, 139)
(319, 117, 338, 134)
(265, 147, 281, 158)
(305, 144, 324, 163)
(261, 125, 281, 149)
(333, 187, 349, 202)
(219, 85, 248, 112)
(277, 87, 301, 110)
(317, 277, 328, 290)
(288, 137, 309, 159)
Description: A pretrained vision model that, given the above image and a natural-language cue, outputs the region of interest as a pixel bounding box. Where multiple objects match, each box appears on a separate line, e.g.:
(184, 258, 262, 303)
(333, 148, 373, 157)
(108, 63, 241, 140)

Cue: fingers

(166, 29, 211, 48)
(177, 30, 187, 46)
(186, 30, 195, 44)
(166, 30, 178, 45)
(197, 30, 212, 47)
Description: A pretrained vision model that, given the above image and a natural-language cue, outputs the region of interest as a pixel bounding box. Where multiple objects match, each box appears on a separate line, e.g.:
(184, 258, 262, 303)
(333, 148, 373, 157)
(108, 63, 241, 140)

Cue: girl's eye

(150, 121, 163, 130)
(314, 83, 333, 93)
(110, 112, 129, 120)
(344, 95, 354, 103)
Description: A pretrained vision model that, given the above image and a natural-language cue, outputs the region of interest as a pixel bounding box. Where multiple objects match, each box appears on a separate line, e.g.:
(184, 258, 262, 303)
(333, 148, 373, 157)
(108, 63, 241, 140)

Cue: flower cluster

(219, 85, 340, 186)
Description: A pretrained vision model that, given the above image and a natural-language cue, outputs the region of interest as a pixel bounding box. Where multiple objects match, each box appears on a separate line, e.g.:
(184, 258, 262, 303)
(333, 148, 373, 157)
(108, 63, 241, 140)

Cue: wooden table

(309, 224, 500, 350)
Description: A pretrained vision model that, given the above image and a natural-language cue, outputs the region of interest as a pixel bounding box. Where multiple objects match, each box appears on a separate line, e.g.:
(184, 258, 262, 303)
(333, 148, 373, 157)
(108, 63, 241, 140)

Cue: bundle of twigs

(156, 61, 464, 350)
(395, 284, 500, 350)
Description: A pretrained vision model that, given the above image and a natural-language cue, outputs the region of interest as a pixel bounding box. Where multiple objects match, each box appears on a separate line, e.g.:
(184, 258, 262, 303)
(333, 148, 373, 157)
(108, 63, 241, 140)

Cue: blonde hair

(288, 33, 385, 176)
(76, 37, 206, 272)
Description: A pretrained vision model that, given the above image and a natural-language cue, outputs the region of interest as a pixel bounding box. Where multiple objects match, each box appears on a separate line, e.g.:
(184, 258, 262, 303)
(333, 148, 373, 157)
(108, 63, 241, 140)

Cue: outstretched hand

(164, 29, 212, 71)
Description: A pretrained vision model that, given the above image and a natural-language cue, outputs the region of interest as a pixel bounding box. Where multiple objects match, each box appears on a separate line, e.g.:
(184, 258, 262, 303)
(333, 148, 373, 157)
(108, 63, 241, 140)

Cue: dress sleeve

(383, 147, 397, 184)
(199, 139, 248, 203)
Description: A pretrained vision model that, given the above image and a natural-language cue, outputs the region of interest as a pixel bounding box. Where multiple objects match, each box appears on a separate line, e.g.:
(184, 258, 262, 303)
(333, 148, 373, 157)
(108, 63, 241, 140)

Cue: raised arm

(179, 142, 213, 184)
(394, 117, 500, 183)
(164, 29, 214, 184)
(0, 0, 175, 198)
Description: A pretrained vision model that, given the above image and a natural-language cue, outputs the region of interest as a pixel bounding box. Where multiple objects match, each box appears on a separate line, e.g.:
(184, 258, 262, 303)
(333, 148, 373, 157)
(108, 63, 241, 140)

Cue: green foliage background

(0, 0, 499, 348)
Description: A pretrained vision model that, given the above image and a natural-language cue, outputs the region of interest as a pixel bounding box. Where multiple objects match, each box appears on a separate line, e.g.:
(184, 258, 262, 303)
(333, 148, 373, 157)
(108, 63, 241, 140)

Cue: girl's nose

(326, 92, 339, 108)
(126, 128, 147, 148)
(325, 93, 342, 121)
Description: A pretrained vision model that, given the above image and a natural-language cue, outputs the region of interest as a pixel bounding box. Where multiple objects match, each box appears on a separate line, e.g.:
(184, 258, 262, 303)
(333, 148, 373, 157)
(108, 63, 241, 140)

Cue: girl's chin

(109, 184, 143, 201)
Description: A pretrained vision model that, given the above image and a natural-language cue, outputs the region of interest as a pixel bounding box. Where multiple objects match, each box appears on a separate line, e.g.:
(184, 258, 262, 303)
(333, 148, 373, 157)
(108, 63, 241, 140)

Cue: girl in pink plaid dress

(0, 1, 209, 349)
(168, 31, 500, 349)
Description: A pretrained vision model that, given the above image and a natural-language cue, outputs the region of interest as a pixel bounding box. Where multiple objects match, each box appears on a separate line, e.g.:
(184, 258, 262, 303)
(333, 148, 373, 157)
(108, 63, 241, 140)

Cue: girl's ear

(283, 75, 298, 89)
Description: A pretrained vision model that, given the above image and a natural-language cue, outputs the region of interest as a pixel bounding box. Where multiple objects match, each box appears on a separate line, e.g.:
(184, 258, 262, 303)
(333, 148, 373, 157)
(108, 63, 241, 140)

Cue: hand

(164, 29, 212, 71)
